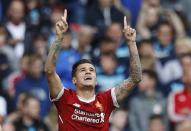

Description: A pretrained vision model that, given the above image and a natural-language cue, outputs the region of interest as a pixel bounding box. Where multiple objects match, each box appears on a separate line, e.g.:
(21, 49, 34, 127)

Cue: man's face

(73, 63, 97, 88)
(106, 23, 122, 43)
(157, 25, 173, 46)
(149, 119, 165, 131)
(9, 1, 25, 24)
(138, 73, 156, 92)
(24, 98, 40, 119)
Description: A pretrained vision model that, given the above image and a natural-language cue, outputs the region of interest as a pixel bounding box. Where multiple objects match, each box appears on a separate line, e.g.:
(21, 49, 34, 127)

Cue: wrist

(127, 40, 136, 45)
(127, 40, 136, 43)
(55, 36, 63, 42)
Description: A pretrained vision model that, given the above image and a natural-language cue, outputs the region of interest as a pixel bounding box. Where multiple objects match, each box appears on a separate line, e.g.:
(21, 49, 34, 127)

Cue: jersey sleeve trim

(111, 88, 119, 108)
(50, 88, 64, 102)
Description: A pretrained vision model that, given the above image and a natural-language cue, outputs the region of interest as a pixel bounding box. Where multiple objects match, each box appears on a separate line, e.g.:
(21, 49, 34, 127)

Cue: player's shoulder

(97, 88, 112, 95)
(64, 88, 76, 96)
(96, 88, 113, 100)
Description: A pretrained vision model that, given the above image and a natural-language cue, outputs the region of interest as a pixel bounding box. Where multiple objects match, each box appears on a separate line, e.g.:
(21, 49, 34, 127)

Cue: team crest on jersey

(95, 101, 103, 112)
(73, 103, 81, 108)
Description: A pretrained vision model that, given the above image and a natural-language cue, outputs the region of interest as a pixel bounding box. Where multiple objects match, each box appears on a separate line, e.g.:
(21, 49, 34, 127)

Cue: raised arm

(115, 16, 142, 103)
(44, 10, 68, 98)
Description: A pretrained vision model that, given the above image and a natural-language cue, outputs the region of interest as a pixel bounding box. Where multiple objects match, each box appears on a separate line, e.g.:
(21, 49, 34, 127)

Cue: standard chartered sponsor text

(71, 109, 105, 123)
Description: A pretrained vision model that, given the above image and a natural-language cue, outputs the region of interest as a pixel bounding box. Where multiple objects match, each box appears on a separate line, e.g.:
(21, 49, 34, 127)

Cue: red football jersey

(51, 87, 119, 131)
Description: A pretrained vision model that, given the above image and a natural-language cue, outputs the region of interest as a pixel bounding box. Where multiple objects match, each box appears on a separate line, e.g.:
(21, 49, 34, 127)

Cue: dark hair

(142, 69, 157, 80)
(156, 20, 174, 34)
(23, 93, 38, 106)
(138, 39, 153, 49)
(100, 37, 116, 46)
(149, 114, 164, 123)
(72, 59, 95, 78)
(28, 54, 42, 66)
(100, 52, 118, 62)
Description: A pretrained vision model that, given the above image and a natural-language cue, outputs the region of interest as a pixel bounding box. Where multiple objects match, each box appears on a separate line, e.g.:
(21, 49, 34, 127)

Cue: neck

(145, 88, 155, 97)
(77, 45, 85, 53)
(76, 87, 95, 100)
(23, 115, 33, 126)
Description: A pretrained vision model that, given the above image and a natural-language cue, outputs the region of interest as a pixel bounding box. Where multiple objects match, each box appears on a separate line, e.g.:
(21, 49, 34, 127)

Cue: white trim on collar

(77, 95, 96, 103)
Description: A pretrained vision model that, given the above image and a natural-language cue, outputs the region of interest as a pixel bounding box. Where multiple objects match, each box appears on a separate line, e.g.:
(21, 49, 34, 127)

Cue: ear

(72, 77, 76, 85)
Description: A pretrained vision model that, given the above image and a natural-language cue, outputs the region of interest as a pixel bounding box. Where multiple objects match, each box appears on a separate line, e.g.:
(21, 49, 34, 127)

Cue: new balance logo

(73, 103, 81, 108)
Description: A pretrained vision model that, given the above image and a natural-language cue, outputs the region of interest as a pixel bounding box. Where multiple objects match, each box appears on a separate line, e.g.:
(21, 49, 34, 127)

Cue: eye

(90, 68, 94, 72)
(80, 68, 85, 72)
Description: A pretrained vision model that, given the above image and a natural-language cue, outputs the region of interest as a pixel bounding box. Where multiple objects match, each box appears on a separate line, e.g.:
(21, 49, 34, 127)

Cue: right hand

(123, 16, 136, 44)
(55, 9, 68, 40)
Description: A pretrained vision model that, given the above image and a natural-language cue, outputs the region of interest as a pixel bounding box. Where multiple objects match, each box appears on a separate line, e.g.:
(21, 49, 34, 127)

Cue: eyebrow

(79, 67, 85, 70)
(90, 67, 95, 70)
(79, 67, 95, 70)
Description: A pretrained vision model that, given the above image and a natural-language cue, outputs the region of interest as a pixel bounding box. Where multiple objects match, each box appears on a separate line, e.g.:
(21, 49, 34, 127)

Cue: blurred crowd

(0, 0, 191, 131)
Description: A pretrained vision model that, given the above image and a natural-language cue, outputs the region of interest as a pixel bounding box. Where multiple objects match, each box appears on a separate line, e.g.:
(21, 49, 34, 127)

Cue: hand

(123, 16, 136, 43)
(55, 9, 68, 40)
(9, 38, 23, 45)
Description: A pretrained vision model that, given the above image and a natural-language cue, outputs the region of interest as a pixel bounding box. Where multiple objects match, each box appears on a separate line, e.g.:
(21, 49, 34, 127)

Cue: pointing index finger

(124, 16, 128, 29)
(62, 9, 67, 22)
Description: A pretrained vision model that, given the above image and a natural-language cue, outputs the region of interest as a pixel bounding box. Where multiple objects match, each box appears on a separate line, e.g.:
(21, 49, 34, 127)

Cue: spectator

(15, 54, 51, 118)
(5, 0, 34, 57)
(0, 25, 18, 71)
(43, 3, 64, 47)
(155, 37, 191, 85)
(168, 53, 191, 123)
(137, 6, 160, 39)
(96, 53, 126, 91)
(137, 0, 185, 40)
(74, 25, 95, 59)
(106, 22, 129, 63)
(56, 30, 81, 90)
(25, 0, 41, 28)
(86, 0, 124, 40)
(148, 114, 166, 131)
(110, 108, 129, 131)
(138, 39, 156, 70)
(153, 21, 175, 60)
(5, 92, 29, 124)
(129, 70, 166, 131)
(31, 33, 48, 62)
(93, 37, 116, 63)
(13, 94, 49, 131)
(5, 54, 29, 98)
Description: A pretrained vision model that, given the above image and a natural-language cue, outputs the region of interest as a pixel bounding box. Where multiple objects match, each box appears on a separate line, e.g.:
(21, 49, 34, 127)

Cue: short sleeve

(97, 88, 119, 113)
(50, 88, 65, 102)
(111, 88, 119, 108)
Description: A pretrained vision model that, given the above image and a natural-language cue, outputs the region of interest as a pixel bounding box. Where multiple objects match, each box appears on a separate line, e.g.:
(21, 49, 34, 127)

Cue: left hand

(123, 16, 136, 43)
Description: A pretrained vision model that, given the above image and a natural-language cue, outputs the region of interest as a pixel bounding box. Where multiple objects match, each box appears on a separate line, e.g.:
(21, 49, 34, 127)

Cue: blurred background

(0, 0, 191, 131)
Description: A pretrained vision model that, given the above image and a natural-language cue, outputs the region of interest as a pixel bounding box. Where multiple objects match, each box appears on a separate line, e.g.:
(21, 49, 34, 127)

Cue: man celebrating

(45, 9, 142, 131)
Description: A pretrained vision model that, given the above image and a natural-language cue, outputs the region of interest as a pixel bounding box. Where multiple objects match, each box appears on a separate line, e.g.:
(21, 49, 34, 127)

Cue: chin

(83, 83, 95, 88)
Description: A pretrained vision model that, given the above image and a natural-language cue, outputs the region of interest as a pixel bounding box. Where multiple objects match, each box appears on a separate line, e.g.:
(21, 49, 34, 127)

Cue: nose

(85, 70, 91, 74)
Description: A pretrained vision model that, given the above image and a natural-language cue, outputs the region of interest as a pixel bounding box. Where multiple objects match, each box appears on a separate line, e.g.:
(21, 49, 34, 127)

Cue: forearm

(128, 41, 142, 83)
(45, 38, 62, 74)
(115, 42, 142, 103)
(170, 12, 185, 38)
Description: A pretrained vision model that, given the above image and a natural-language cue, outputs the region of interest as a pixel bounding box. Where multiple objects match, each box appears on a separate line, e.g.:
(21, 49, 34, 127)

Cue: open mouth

(84, 76, 92, 81)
